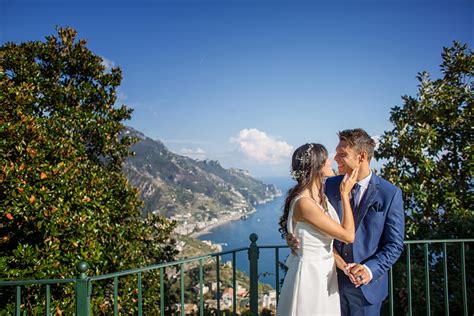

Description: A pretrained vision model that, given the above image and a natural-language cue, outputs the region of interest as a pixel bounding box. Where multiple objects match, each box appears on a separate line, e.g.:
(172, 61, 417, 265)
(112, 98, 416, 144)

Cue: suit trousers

(339, 272, 382, 316)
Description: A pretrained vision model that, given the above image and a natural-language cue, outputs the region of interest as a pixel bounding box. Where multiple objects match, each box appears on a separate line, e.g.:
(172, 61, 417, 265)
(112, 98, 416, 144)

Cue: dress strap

(287, 195, 303, 234)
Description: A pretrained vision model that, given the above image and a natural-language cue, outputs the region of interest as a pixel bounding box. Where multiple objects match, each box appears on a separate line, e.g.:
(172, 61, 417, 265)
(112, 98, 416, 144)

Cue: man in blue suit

(288, 128, 405, 315)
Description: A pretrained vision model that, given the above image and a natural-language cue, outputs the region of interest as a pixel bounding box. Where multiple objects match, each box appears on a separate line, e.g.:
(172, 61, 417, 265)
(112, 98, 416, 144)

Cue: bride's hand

(339, 167, 359, 197)
(286, 233, 300, 256)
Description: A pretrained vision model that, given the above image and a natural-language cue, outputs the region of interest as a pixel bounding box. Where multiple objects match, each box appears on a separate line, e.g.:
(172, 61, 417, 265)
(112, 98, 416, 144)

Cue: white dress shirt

(356, 171, 374, 282)
(354, 170, 372, 208)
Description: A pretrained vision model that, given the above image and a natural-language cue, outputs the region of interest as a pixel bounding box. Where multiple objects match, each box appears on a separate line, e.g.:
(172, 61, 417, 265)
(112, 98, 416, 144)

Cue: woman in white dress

(277, 143, 358, 316)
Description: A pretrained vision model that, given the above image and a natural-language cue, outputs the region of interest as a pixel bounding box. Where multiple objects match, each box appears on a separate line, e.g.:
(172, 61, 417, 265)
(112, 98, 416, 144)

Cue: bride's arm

(333, 248, 346, 270)
(294, 197, 354, 243)
(333, 248, 356, 281)
(294, 168, 358, 244)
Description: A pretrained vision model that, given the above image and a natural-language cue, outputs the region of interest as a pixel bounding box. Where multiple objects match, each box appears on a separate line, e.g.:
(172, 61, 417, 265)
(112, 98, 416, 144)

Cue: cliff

(122, 127, 281, 234)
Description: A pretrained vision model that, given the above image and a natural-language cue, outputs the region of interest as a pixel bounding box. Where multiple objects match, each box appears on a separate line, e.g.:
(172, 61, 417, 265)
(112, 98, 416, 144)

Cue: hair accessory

(296, 143, 314, 166)
(291, 144, 314, 181)
(290, 170, 307, 181)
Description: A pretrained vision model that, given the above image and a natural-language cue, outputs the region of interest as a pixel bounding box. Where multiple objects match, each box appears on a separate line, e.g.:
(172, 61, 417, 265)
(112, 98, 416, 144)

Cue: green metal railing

(1, 236, 472, 315)
(0, 277, 76, 316)
(396, 239, 472, 316)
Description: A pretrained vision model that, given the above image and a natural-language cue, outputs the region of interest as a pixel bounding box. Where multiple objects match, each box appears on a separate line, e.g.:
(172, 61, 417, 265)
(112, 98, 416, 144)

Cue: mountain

(122, 127, 281, 223)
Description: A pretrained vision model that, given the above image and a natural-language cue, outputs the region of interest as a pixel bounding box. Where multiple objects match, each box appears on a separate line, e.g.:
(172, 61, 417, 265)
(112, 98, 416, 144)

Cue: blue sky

(2, 0, 473, 177)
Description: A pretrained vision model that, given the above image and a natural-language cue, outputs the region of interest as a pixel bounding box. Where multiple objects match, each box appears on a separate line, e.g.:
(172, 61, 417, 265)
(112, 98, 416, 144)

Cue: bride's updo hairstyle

(278, 143, 328, 238)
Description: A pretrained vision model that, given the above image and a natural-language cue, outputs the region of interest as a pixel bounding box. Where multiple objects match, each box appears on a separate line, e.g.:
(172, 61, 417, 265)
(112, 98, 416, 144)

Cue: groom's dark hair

(338, 128, 376, 160)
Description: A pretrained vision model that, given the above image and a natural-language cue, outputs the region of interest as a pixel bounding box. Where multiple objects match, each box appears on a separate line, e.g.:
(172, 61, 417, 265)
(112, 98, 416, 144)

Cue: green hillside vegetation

(123, 127, 280, 219)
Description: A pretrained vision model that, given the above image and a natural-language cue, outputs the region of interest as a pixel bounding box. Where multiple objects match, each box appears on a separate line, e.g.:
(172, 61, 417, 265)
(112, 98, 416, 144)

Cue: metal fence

(1, 235, 472, 315)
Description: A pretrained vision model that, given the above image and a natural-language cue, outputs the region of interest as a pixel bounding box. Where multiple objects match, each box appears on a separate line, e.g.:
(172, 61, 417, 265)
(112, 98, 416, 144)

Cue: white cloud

(181, 147, 207, 160)
(101, 56, 116, 70)
(231, 128, 293, 165)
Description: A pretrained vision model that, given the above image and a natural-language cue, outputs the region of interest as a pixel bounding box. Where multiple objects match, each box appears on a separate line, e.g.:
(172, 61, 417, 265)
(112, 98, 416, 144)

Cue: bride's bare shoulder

(294, 196, 324, 215)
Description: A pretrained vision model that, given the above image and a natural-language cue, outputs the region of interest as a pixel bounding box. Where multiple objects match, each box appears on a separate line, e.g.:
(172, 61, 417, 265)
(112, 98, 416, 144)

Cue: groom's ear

(359, 151, 368, 163)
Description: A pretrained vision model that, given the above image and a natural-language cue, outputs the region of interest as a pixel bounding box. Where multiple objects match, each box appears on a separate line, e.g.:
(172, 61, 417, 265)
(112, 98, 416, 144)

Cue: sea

(197, 176, 294, 286)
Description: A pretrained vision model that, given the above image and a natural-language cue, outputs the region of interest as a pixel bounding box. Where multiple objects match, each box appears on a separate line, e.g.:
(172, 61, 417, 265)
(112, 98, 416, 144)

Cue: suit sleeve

(364, 188, 405, 280)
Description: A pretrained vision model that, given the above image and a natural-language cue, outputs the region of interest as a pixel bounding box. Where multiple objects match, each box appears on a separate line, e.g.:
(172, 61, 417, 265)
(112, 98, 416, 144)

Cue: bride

(277, 143, 358, 316)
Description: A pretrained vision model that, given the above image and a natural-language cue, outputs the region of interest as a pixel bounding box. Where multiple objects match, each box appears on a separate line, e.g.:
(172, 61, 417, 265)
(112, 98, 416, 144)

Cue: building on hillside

(262, 290, 277, 309)
(175, 303, 198, 315)
(222, 287, 234, 307)
(236, 284, 248, 297)
(192, 284, 209, 295)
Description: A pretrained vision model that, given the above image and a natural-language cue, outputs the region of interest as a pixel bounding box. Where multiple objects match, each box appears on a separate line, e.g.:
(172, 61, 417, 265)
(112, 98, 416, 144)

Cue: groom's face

(334, 140, 359, 174)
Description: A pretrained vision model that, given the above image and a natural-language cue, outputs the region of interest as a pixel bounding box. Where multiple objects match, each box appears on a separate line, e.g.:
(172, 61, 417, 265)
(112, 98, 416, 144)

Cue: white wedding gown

(276, 195, 341, 316)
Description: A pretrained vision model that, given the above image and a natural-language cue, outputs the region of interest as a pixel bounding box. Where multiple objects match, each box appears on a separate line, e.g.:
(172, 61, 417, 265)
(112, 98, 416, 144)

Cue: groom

(288, 128, 405, 315)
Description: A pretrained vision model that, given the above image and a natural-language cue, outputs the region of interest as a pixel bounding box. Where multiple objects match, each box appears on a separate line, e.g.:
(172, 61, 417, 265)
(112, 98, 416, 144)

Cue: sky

(2, 0, 473, 178)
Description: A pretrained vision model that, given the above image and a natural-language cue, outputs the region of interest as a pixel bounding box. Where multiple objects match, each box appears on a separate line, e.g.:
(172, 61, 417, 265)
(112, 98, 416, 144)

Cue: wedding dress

(276, 195, 341, 315)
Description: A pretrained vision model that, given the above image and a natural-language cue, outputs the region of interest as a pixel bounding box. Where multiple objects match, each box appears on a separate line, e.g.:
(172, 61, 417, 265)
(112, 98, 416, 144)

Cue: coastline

(191, 192, 282, 238)
(191, 207, 257, 238)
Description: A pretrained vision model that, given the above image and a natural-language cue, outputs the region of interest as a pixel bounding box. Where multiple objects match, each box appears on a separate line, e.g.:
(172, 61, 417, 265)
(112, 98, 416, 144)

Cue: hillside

(122, 127, 281, 234)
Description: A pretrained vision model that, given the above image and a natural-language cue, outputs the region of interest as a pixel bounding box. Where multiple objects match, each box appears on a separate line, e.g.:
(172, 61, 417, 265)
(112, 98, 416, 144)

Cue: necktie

(350, 183, 361, 213)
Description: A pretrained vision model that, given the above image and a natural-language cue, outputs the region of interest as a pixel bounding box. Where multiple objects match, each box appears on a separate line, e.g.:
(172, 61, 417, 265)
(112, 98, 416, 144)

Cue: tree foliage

(376, 41, 473, 314)
(376, 41, 473, 238)
(0, 27, 177, 314)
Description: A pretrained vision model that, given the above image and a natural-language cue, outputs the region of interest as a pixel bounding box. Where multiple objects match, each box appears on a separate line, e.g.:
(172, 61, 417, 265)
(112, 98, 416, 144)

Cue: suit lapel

(355, 174, 380, 231)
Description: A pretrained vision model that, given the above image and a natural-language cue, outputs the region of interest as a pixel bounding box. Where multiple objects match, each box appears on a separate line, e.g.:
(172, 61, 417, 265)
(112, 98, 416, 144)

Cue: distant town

(168, 194, 280, 237)
(174, 260, 278, 315)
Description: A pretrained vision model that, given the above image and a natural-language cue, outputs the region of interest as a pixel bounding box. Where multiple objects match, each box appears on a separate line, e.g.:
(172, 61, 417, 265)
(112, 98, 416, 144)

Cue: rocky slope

(122, 127, 281, 232)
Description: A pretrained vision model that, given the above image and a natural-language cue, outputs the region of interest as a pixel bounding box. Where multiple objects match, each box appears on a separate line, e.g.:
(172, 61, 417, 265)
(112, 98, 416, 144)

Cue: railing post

(248, 233, 259, 316)
(75, 261, 90, 316)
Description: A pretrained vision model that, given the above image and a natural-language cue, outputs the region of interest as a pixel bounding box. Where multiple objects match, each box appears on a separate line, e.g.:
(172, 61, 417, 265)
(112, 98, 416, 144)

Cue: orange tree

(376, 41, 473, 315)
(0, 27, 177, 314)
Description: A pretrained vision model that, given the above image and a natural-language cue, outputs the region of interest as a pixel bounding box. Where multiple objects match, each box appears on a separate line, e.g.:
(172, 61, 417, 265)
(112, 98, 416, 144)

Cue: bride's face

(321, 157, 335, 177)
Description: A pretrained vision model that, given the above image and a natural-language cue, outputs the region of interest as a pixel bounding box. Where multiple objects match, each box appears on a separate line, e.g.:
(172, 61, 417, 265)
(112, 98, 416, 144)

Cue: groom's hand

(285, 233, 300, 255)
(342, 263, 358, 284)
(343, 263, 356, 276)
(349, 263, 371, 287)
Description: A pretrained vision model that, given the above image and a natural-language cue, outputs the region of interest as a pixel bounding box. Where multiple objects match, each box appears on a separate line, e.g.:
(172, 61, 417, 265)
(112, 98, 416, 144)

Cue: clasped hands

(342, 263, 370, 288)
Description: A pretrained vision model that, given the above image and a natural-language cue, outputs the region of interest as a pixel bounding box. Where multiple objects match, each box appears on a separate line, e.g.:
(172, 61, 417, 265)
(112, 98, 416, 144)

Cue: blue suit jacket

(325, 174, 405, 304)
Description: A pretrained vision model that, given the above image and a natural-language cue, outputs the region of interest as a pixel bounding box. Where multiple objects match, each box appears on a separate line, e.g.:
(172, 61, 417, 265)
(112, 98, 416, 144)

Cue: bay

(197, 176, 294, 286)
